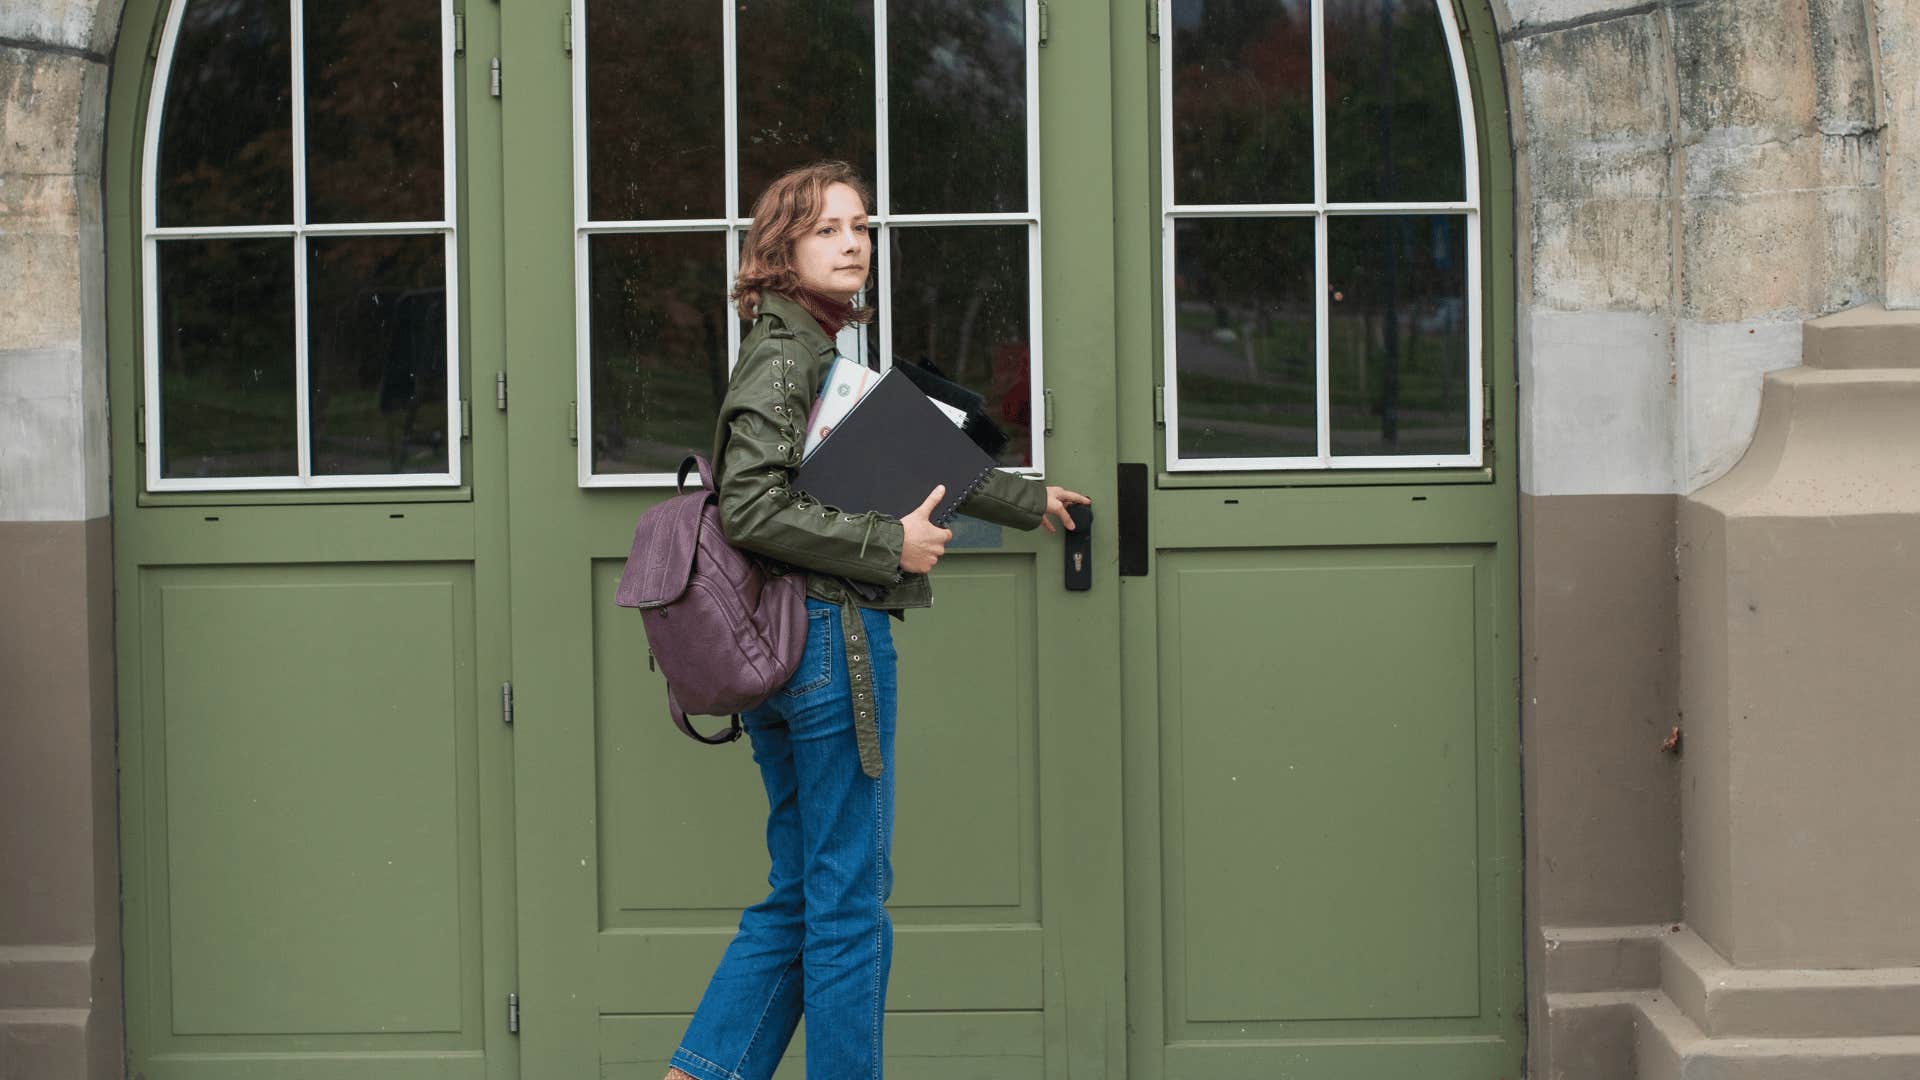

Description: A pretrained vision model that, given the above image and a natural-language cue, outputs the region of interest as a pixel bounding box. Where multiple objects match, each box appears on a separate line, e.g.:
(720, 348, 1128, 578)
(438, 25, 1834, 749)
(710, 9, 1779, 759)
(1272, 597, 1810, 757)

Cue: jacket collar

(755, 290, 840, 357)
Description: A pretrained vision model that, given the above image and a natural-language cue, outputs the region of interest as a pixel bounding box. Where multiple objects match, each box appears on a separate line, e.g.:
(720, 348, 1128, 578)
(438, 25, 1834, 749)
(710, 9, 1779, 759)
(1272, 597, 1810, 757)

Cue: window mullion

(1310, 0, 1331, 465)
(291, 0, 313, 483)
(724, 0, 742, 375)
(874, 0, 891, 372)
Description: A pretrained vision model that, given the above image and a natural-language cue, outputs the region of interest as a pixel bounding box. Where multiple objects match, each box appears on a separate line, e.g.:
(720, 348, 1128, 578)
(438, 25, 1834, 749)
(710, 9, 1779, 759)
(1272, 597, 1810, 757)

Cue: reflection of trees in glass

(1173, 218, 1317, 459)
(1171, 0, 1313, 204)
(157, 239, 298, 477)
(736, 0, 876, 209)
(889, 227, 1031, 467)
(307, 237, 449, 475)
(157, 0, 294, 225)
(587, 2, 724, 220)
(304, 0, 444, 223)
(1327, 214, 1467, 454)
(589, 237, 728, 474)
(888, 0, 1025, 213)
(1323, 0, 1464, 202)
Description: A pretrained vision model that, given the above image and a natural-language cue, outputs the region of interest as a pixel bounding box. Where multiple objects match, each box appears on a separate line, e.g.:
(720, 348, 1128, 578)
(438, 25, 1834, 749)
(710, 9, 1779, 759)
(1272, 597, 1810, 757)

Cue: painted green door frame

(105, 1, 522, 1077)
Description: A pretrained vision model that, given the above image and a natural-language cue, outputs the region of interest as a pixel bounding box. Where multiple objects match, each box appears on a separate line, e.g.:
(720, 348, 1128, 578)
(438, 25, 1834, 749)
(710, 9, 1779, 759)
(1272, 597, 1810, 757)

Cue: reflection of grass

(161, 368, 296, 470)
(592, 352, 725, 473)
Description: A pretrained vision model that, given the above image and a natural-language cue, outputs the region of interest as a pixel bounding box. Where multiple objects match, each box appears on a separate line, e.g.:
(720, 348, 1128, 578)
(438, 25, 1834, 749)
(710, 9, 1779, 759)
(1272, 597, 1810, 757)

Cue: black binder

(794, 368, 1000, 527)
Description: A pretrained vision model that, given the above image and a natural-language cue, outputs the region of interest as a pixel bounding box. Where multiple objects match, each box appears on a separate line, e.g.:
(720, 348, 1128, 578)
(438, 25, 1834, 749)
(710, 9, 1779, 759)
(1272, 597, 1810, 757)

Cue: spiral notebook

(793, 368, 1000, 527)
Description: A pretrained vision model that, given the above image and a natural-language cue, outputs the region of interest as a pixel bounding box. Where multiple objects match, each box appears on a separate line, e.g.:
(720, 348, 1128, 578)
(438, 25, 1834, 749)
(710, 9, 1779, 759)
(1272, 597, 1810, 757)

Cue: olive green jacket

(711, 290, 1048, 774)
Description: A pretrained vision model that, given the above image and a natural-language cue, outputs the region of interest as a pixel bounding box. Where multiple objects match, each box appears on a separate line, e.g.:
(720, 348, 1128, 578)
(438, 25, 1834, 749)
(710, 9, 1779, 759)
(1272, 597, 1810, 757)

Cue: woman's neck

(791, 287, 853, 339)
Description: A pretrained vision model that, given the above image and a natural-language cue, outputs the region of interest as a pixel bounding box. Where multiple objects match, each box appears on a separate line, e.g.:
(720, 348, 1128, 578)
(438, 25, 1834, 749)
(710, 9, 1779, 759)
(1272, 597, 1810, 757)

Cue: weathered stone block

(1681, 189, 1825, 321)
(1878, 0, 1920, 308)
(0, 230, 84, 352)
(1807, 0, 1879, 131)
(1515, 13, 1672, 148)
(1531, 180, 1673, 311)
(0, 0, 124, 56)
(1503, 0, 1652, 35)
(0, 45, 108, 178)
(1671, 0, 1817, 139)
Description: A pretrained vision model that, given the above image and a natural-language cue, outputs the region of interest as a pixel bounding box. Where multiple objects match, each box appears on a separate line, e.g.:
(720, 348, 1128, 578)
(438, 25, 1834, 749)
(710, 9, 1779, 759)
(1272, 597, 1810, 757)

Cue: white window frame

(140, 0, 463, 492)
(1158, 0, 1482, 472)
(571, 0, 1045, 488)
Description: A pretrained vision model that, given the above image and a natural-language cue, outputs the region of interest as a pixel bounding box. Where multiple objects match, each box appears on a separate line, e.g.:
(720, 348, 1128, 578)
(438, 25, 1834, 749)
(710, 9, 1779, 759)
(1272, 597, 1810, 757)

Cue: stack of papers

(803, 357, 964, 459)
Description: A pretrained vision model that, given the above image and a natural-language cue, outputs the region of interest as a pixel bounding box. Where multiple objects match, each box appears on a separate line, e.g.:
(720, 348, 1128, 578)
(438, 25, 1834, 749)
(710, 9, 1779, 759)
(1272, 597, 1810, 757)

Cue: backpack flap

(614, 493, 706, 609)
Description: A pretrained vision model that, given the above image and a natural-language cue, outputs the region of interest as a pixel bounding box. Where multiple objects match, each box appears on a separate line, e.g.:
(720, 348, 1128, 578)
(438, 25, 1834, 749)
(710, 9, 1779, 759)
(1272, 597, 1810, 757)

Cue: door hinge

(501, 682, 514, 726)
(495, 371, 508, 411)
(507, 991, 520, 1034)
(562, 12, 573, 55)
(453, 13, 466, 55)
(1037, 0, 1050, 45)
(1153, 385, 1166, 426)
(1043, 389, 1055, 436)
(1148, 0, 1161, 39)
(568, 400, 578, 445)
(135, 404, 146, 448)
(460, 399, 472, 438)
(489, 56, 502, 97)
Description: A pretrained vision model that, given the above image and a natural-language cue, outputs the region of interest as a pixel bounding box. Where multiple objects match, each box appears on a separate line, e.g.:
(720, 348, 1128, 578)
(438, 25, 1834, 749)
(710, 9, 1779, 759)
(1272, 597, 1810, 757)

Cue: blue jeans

(672, 598, 898, 1080)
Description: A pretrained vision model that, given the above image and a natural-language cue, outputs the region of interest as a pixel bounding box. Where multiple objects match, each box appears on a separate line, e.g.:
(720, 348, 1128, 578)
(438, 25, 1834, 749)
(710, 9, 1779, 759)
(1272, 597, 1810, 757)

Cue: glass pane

(157, 0, 293, 226)
(1173, 216, 1317, 460)
(156, 238, 297, 477)
(1327, 214, 1469, 456)
(589, 233, 728, 474)
(1169, 0, 1313, 206)
(888, 0, 1026, 214)
(304, 0, 445, 223)
(1324, 0, 1466, 202)
(587, 0, 724, 220)
(736, 0, 876, 212)
(307, 235, 449, 475)
(888, 225, 1032, 467)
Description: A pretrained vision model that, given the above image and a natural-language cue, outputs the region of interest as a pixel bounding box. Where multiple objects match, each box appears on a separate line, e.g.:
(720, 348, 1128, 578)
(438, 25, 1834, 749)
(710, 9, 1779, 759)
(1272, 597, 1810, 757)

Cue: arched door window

(572, 0, 1042, 486)
(1160, 0, 1480, 470)
(141, 0, 459, 491)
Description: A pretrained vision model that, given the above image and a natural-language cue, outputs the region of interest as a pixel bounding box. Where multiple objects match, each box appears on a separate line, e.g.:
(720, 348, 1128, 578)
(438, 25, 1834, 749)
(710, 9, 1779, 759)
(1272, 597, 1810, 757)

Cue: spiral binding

(931, 466, 997, 528)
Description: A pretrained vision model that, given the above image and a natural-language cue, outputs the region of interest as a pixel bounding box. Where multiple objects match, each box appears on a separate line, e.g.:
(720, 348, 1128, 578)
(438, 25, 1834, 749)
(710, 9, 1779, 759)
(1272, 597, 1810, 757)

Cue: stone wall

(0, 4, 126, 1080)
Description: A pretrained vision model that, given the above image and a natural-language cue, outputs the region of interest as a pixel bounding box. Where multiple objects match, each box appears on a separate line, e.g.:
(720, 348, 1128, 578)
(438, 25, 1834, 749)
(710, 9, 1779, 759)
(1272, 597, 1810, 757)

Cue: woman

(664, 160, 1089, 1080)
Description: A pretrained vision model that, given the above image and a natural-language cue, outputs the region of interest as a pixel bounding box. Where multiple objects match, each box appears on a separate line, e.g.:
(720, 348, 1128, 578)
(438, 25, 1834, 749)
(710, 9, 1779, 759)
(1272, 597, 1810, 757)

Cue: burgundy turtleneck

(791, 287, 855, 339)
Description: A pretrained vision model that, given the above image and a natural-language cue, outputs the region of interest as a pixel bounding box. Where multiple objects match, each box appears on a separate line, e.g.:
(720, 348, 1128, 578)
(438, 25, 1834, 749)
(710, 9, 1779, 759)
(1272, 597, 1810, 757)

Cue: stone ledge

(0, 945, 92, 1009)
(1803, 302, 1920, 369)
(1661, 927, 1920, 1039)
(1635, 992, 1920, 1080)
(1544, 924, 1671, 993)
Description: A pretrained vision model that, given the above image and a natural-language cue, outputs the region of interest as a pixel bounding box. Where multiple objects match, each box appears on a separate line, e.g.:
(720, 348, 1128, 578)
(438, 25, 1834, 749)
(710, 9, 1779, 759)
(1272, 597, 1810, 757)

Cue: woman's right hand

(899, 485, 952, 574)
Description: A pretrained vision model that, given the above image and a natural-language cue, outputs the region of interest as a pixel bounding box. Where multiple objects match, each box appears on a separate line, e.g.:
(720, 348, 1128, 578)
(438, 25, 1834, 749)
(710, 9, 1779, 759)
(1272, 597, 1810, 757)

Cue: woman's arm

(714, 334, 907, 584)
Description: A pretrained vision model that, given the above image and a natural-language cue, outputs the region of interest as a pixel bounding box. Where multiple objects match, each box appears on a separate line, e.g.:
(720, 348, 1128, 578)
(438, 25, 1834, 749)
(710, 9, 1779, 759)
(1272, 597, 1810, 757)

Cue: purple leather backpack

(614, 455, 808, 744)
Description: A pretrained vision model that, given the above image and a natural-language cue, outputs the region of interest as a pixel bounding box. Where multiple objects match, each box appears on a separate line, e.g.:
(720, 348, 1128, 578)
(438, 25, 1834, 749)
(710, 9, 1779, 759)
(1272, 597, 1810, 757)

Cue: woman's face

(791, 181, 871, 302)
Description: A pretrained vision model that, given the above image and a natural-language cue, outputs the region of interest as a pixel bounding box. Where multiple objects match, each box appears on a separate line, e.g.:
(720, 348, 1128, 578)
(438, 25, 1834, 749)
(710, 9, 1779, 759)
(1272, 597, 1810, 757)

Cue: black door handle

(1064, 504, 1093, 590)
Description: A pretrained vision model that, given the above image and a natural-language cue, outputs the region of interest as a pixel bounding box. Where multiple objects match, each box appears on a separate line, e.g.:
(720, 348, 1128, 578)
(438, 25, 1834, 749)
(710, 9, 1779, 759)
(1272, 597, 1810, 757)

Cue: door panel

(1157, 548, 1490, 1028)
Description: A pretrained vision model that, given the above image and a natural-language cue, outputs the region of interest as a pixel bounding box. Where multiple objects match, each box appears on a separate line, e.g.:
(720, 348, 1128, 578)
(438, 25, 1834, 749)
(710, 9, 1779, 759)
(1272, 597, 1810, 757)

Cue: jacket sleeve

(958, 466, 1049, 530)
(715, 335, 907, 584)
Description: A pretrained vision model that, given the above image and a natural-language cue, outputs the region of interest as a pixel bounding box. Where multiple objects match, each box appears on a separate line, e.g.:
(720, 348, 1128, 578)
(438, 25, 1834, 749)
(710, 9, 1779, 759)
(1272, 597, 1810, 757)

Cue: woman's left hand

(1041, 486, 1092, 534)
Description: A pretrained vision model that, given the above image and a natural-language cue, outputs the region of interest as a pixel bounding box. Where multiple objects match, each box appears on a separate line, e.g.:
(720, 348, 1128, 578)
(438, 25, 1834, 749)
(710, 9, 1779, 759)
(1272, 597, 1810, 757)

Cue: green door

(106, 0, 521, 1077)
(1114, 0, 1524, 1075)
(498, 1, 1126, 1076)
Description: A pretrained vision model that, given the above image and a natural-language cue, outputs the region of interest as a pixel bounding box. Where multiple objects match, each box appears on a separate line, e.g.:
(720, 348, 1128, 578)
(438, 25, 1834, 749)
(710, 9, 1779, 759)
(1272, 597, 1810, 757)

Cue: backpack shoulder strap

(666, 684, 744, 745)
(677, 454, 717, 495)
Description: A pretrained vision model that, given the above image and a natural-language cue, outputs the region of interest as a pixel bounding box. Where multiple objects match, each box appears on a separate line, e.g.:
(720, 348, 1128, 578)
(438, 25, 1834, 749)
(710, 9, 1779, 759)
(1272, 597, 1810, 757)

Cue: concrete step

(1663, 927, 1920, 1038)
(1635, 992, 1920, 1080)
(0, 1007, 92, 1078)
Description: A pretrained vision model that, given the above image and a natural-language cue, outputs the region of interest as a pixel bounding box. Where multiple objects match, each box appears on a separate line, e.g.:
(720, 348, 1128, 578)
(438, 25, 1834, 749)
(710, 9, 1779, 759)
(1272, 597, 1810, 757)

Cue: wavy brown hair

(731, 160, 876, 322)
